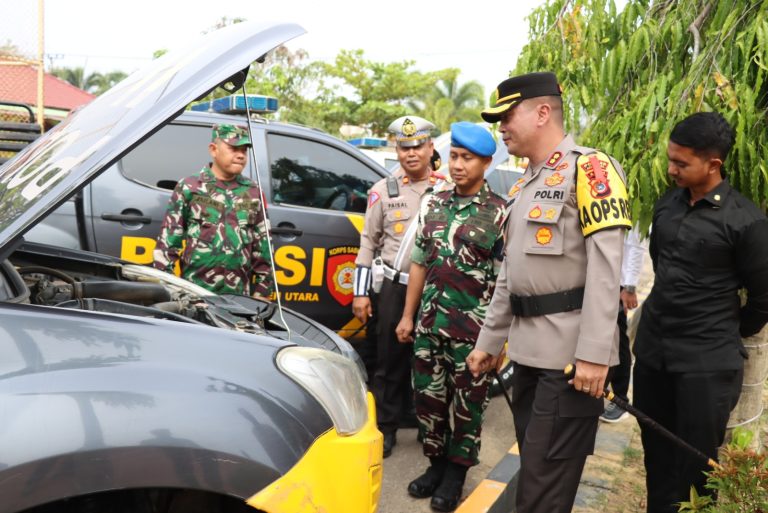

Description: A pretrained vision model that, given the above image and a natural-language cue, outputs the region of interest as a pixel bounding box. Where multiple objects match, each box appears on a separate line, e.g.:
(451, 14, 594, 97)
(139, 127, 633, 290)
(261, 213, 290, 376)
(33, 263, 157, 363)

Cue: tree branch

(688, 2, 713, 61)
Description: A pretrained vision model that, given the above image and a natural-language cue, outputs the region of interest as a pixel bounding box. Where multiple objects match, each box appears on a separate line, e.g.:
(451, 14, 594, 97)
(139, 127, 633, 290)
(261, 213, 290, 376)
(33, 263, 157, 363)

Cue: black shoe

(407, 457, 446, 498)
(383, 431, 397, 458)
(430, 462, 468, 512)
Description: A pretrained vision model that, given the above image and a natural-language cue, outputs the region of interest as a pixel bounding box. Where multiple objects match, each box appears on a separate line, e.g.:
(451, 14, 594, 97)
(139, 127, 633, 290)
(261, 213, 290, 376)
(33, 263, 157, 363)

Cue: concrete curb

(458, 416, 636, 512)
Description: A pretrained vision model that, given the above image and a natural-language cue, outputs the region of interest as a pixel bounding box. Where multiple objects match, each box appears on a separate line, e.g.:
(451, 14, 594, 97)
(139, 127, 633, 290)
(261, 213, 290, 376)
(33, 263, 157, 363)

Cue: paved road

(377, 395, 516, 513)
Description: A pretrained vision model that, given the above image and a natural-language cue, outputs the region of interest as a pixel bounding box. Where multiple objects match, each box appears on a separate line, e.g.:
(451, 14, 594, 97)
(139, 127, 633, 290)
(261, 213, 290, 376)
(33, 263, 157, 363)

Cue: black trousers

(633, 361, 743, 513)
(372, 278, 413, 434)
(511, 364, 603, 513)
(607, 303, 632, 401)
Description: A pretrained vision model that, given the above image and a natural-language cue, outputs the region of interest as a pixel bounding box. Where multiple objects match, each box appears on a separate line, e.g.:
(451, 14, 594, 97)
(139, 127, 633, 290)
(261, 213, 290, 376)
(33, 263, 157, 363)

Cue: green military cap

(481, 72, 562, 123)
(388, 115, 435, 148)
(211, 124, 251, 147)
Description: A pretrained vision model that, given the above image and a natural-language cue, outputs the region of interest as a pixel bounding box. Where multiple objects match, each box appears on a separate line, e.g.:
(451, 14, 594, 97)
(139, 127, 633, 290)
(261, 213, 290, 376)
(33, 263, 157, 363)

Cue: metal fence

(0, 0, 44, 128)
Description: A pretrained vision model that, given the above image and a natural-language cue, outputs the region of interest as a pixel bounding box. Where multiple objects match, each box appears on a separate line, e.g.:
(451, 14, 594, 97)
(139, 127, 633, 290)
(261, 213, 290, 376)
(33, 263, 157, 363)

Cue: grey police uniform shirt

(356, 169, 440, 273)
(475, 135, 624, 369)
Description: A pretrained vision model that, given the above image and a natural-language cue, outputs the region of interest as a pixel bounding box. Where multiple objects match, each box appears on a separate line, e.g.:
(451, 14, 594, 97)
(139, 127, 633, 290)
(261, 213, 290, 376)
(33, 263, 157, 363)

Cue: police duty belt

(509, 287, 585, 317)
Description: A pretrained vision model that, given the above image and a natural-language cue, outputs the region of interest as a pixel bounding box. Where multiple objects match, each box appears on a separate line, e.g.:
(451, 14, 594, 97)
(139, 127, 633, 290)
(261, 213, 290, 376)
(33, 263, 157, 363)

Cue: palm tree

(409, 71, 485, 133)
(51, 67, 127, 95)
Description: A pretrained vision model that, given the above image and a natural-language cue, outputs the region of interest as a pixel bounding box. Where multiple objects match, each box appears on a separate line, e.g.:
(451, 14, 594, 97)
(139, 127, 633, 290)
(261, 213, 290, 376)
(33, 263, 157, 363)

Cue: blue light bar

(191, 94, 279, 114)
(348, 137, 388, 148)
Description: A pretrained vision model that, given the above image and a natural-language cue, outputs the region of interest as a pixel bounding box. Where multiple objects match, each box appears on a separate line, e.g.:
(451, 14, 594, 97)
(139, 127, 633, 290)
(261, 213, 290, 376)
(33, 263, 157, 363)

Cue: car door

(87, 122, 218, 262)
(258, 126, 387, 337)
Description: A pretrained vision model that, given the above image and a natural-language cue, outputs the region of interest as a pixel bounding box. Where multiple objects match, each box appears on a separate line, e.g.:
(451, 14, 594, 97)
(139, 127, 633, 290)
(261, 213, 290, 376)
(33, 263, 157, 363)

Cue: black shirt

(635, 180, 768, 372)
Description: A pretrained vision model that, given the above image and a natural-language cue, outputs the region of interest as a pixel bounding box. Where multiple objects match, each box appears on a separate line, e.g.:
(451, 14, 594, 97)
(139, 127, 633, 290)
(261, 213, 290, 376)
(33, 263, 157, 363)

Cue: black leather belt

(510, 287, 585, 317)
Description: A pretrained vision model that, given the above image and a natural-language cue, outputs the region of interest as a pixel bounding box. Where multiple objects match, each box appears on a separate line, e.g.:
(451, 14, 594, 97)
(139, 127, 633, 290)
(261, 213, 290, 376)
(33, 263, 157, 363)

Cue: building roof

(0, 62, 95, 111)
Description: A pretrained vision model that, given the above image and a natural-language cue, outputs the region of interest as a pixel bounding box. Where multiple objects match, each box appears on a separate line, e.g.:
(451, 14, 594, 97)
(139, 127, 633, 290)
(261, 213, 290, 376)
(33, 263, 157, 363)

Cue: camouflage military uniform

(411, 181, 507, 466)
(153, 167, 274, 296)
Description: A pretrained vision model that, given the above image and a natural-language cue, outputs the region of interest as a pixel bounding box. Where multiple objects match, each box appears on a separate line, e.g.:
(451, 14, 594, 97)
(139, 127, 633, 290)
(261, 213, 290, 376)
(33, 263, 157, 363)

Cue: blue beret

(450, 122, 496, 157)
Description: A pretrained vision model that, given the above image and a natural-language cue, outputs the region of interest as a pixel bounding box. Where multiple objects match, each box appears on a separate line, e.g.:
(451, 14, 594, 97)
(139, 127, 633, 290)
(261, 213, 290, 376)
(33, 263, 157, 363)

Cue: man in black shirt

(633, 112, 768, 513)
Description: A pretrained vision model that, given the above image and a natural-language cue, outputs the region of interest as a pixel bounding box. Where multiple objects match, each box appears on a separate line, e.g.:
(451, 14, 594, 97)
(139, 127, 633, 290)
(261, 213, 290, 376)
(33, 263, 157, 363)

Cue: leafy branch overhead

(515, 0, 768, 233)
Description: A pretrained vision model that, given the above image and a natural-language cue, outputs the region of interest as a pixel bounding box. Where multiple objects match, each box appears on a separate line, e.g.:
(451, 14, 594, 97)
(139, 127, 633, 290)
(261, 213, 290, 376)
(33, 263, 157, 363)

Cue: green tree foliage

(515, 0, 768, 232)
(408, 69, 485, 133)
(50, 66, 127, 95)
(322, 49, 450, 135)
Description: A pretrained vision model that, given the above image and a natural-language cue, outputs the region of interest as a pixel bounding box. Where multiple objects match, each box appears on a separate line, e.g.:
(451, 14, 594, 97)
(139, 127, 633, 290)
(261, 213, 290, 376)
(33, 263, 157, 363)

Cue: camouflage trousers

(413, 332, 491, 467)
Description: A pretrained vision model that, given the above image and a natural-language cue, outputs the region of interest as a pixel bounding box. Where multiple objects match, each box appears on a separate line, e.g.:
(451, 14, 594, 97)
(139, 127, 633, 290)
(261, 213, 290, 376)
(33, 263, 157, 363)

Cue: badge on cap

(388, 115, 435, 148)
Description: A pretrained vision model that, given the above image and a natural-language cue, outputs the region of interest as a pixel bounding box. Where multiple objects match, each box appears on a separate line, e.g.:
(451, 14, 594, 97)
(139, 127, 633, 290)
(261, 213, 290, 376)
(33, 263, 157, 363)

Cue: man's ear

(208, 141, 218, 158)
(709, 157, 723, 175)
(536, 102, 551, 126)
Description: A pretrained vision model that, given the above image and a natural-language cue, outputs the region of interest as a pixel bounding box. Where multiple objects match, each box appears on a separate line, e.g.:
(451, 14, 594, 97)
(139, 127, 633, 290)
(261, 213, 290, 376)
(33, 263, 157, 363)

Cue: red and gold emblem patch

(528, 205, 542, 219)
(545, 172, 565, 187)
(368, 191, 380, 208)
(535, 227, 553, 245)
(326, 247, 358, 306)
(580, 156, 612, 199)
(547, 151, 563, 167)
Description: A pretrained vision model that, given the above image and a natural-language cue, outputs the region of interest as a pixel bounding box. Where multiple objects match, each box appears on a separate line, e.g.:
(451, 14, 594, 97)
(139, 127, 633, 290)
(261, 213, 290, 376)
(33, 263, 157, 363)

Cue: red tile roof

(0, 63, 95, 111)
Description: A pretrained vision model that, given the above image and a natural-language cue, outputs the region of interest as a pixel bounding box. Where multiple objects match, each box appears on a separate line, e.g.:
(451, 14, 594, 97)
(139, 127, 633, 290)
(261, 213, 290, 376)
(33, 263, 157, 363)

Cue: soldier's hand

(395, 317, 414, 344)
(568, 359, 609, 399)
(352, 296, 372, 324)
(466, 349, 493, 377)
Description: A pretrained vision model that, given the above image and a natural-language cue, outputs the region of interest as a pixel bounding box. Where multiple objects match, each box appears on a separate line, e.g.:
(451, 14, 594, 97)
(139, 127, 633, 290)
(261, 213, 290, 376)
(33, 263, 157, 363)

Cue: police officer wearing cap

(467, 72, 630, 513)
(353, 116, 443, 459)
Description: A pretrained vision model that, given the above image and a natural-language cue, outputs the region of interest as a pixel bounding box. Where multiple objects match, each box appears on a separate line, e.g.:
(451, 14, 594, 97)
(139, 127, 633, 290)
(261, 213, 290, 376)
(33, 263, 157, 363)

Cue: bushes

(679, 429, 768, 512)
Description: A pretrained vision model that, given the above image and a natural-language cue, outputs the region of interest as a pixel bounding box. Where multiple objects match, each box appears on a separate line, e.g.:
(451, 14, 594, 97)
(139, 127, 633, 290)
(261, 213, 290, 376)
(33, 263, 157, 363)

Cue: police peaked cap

(481, 72, 562, 123)
(388, 115, 435, 148)
(450, 122, 496, 157)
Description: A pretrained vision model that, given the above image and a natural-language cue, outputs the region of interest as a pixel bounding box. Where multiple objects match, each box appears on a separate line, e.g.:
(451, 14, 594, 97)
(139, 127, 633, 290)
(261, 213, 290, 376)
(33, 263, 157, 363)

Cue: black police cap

(481, 72, 562, 123)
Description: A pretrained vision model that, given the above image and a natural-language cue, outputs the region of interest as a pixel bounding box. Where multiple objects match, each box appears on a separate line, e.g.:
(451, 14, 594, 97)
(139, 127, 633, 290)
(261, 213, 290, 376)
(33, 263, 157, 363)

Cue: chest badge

(535, 227, 553, 245)
(394, 210, 402, 219)
(528, 205, 542, 219)
(545, 172, 565, 187)
(394, 222, 404, 234)
(508, 177, 525, 199)
(544, 208, 557, 220)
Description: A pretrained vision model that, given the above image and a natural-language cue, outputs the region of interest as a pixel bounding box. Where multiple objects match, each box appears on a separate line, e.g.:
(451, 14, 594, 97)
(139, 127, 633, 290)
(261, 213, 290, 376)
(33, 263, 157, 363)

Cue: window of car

(121, 124, 240, 190)
(267, 133, 380, 214)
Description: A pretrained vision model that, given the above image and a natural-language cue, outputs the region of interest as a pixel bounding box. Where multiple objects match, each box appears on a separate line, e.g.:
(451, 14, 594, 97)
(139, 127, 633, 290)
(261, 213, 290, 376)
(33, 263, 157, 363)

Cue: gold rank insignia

(545, 172, 565, 187)
(556, 162, 569, 171)
(402, 118, 417, 136)
(394, 222, 404, 233)
(528, 205, 542, 219)
(535, 227, 553, 245)
(394, 210, 402, 219)
(508, 177, 525, 198)
(576, 152, 632, 237)
(545, 208, 556, 219)
(547, 151, 563, 167)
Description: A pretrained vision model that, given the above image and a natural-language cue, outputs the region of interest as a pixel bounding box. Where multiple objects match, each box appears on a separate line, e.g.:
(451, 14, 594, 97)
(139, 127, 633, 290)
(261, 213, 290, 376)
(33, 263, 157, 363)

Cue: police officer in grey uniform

(467, 72, 630, 513)
(353, 116, 443, 458)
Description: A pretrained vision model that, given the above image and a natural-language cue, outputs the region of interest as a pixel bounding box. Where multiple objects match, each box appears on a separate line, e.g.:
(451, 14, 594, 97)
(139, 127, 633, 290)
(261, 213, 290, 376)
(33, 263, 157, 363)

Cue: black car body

(0, 21, 382, 513)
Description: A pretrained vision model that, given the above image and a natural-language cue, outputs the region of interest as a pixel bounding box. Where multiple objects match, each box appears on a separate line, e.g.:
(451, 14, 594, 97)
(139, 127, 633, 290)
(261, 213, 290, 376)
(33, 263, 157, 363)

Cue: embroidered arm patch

(576, 152, 632, 236)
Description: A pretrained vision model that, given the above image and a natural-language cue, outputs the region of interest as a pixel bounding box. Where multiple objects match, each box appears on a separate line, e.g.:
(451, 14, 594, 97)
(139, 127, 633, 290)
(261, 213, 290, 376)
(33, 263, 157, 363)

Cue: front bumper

(246, 392, 383, 512)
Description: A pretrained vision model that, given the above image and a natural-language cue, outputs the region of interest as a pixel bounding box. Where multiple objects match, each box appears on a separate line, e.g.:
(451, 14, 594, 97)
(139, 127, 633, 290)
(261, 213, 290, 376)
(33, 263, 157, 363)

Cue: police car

(0, 21, 382, 513)
(30, 95, 391, 339)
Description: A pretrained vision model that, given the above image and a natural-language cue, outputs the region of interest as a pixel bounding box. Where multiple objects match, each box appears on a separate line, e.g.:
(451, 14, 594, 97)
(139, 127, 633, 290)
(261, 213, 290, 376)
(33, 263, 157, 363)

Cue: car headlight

(276, 346, 368, 436)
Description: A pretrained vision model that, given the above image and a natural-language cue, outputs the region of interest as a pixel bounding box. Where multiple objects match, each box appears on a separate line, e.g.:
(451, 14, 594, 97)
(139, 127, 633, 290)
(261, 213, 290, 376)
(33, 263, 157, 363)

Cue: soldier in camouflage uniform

(396, 122, 507, 512)
(153, 124, 274, 297)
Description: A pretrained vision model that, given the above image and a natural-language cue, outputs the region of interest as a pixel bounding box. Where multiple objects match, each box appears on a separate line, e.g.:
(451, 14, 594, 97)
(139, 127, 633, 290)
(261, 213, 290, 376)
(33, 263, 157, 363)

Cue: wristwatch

(624, 285, 636, 294)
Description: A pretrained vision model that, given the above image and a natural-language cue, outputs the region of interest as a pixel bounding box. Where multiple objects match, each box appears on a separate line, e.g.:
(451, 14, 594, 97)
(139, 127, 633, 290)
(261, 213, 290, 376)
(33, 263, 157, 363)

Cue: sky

(4, 0, 547, 98)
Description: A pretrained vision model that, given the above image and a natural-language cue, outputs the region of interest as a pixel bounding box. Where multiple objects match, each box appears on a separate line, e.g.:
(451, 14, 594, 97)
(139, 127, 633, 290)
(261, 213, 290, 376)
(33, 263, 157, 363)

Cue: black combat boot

(407, 456, 447, 498)
(429, 461, 468, 512)
(382, 431, 397, 458)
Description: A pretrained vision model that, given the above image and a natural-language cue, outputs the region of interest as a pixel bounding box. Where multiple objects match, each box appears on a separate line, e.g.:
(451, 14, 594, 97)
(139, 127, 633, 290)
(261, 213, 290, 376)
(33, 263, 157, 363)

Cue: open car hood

(0, 21, 305, 258)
